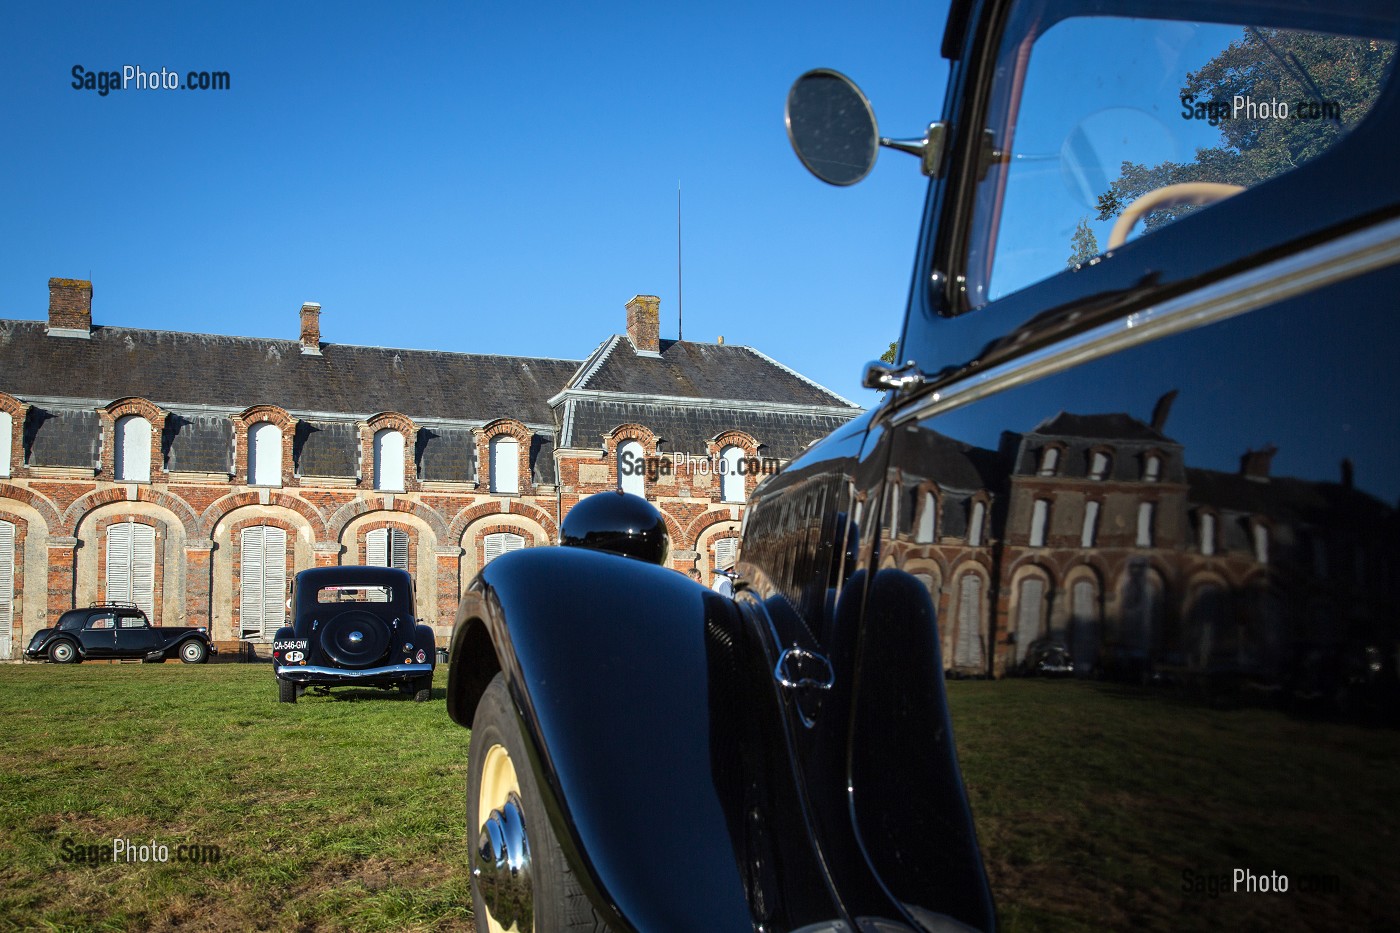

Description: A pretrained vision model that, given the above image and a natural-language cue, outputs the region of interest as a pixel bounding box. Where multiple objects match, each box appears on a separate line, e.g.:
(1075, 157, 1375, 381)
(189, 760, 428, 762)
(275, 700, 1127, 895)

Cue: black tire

(48, 640, 80, 664)
(179, 640, 209, 664)
(412, 676, 432, 703)
(278, 678, 298, 704)
(468, 673, 611, 932)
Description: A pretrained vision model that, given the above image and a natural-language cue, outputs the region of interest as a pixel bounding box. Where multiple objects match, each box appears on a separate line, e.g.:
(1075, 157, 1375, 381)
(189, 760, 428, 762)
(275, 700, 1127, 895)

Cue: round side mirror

(786, 68, 879, 186)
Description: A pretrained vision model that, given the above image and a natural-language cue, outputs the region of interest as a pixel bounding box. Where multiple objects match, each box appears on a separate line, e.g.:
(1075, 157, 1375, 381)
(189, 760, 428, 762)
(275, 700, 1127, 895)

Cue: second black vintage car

(271, 565, 436, 703)
(447, 0, 1400, 930)
(24, 604, 215, 664)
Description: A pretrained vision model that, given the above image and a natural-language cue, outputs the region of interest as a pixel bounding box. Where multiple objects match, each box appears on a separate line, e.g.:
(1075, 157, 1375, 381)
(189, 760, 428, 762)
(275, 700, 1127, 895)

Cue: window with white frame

(618, 439, 645, 497)
(1081, 500, 1100, 548)
(115, 415, 152, 483)
(240, 525, 287, 639)
(1089, 451, 1111, 480)
(1200, 512, 1217, 556)
(106, 520, 155, 620)
(1143, 454, 1162, 482)
(490, 435, 520, 495)
(1137, 502, 1156, 547)
(915, 490, 937, 544)
(248, 422, 283, 487)
(720, 445, 746, 503)
(1030, 499, 1050, 547)
(373, 429, 406, 491)
(968, 500, 986, 547)
(484, 531, 525, 564)
(0, 520, 14, 658)
(0, 411, 12, 478)
(1038, 446, 1060, 476)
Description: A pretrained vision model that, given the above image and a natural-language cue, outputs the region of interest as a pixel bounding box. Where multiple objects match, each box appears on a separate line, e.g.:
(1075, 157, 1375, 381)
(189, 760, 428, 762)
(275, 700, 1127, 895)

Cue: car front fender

(448, 546, 758, 931)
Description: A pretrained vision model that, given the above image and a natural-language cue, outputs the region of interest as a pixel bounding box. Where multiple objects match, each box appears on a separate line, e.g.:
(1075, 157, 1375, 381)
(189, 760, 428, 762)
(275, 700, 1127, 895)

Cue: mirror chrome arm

(862, 360, 928, 392)
(880, 122, 947, 178)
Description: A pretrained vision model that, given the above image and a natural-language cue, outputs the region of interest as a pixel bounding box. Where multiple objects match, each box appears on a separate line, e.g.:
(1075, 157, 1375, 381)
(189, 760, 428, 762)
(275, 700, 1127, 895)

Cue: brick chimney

(299, 302, 322, 355)
(1239, 444, 1277, 481)
(625, 295, 660, 353)
(47, 278, 92, 338)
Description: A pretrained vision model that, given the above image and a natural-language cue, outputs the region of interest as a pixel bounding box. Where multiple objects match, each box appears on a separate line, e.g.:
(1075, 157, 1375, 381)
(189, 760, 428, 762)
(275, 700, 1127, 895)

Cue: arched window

(106, 520, 155, 620)
(1069, 578, 1100, 672)
(1081, 500, 1100, 548)
(720, 445, 745, 503)
(618, 439, 645, 497)
(115, 415, 152, 482)
(1030, 499, 1050, 547)
(0, 520, 14, 657)
(239, 525, 286, 638)
(1038, 446, 1060, 476)
(248, 422, 283, 487)
(952, 573, 985, 670)
(915, 490, 937, 544)
(490, 435, 519, 495)
(484, 531, 525, 564)
(1137, 502, 1155, 547)
(0, 411, 11, 478)
(968, 500, 986, 547)
(1089, 450, 1111, 480)
(1014, 575, 1048, 664)
(373, 429, 405, 491)
(1143, 454, 1162, 482)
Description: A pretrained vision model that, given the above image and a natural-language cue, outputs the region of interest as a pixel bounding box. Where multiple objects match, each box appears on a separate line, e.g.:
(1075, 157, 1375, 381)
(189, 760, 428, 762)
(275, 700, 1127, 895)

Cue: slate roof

(23, 406, 100, 469)
(164, 411, 234, 473)
(1032, 411, 1172, 444)
(564, 399, 855, 461)
(0, 320, 578, 424)
(569, 336, 858, 408)
(295, 420, 360, 478)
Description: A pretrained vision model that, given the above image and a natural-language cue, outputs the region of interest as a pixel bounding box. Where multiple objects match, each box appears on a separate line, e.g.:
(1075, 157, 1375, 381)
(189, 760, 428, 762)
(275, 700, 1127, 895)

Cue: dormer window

(1143, 454, 1162, 482)
(618, 439, 645, 497)
(968, 500, 986, 547)
(0, 411, 12, 478)
(1253, 523, 1269, 564)
(1200, 512, 1217, 556)
(1089, 450, 1111, 481)
(490, 435, 520, 494)
(1038, 446, 1061, 476)
(720, 445, 746, 503)
(248, 422, 282, 487)
(915, 490, 937, 544)
(373, 429, 406, 491)
(115, 415, 152, 482)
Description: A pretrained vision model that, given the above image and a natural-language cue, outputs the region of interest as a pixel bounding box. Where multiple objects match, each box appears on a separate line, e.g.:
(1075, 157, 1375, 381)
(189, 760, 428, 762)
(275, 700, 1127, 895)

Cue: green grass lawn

(1, 666, 1395, 931)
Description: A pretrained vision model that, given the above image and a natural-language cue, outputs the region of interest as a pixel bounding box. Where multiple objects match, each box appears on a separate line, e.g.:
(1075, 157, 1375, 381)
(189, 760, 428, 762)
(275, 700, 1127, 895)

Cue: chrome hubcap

(475, 744, 532, 933)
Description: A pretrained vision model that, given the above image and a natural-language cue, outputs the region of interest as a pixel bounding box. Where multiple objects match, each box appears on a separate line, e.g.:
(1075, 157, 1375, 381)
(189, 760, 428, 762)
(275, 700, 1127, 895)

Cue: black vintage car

(272, 565, 436, 703)
(448, 0, 1400, 929)
(24, 604, 215, 664)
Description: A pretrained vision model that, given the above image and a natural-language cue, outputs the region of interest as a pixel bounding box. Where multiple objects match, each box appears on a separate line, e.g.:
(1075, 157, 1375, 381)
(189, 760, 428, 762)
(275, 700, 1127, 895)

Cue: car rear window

(315, 584, 393, 604)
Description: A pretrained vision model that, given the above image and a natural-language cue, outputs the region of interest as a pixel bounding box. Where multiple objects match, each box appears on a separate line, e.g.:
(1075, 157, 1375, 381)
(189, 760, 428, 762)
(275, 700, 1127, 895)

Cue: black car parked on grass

(272, 565, 435, 704)
(24, 604, 215, 664)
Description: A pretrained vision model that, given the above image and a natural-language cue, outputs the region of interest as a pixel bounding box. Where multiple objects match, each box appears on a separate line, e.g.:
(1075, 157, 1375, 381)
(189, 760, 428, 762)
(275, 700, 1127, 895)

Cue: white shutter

(1030, 500, 1049, 547)
(106, 523, 132, 604)
(240, 526, 264, 638)
(713, 537, 738, 571)
(130, 523, 155, 620)
(484, 532, 525, 565)
(916, 491, 936, 544)
(390, 529, 409, 570)
(262, 527, 286, 638)
(954, 575, 984, 669)
(250, 423, 282, 487)
(0, 411, 12, 478)
(1137, 502, 1155, 547)
(366, 528, 388, 566)
(1015, 577, 1046, 663)
(720, 446, 745, 503)
(0, 520, 14, 657)
(1081, 501, 1100, 548)
(618, 440, 645, 497)
(116, 416, 152, 482)
(968, 501, 985, 547)
(484, 534, 504, 565)
(491, 437, 519, 494)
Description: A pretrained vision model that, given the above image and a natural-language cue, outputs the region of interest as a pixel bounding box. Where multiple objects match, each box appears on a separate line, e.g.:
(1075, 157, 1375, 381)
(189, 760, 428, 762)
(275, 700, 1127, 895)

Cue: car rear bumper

(274, 662, 434, 686)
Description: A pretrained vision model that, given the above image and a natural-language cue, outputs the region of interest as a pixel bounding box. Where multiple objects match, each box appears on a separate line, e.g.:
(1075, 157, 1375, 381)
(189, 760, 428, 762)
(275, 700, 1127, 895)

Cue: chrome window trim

(892, 213, 1400, 427)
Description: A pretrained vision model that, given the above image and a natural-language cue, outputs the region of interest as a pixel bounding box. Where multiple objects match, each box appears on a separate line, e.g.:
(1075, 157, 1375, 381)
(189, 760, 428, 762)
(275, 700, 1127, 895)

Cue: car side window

(118, 614, 148, 629)
(85, 614, 116, 630)
(962, 6, 1395, 309)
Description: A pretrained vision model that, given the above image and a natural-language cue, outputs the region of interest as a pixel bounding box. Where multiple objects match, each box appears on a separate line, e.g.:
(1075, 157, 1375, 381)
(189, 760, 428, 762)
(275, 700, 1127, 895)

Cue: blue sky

(0, 0, 952, 406)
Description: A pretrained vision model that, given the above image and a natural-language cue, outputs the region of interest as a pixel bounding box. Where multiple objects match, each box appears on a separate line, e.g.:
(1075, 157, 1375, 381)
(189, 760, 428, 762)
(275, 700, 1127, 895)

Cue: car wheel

(180, 640, 209, 664)
(468, 673, 611, 933)
(48, 640, 80, 664)
(278, 678, 298, 704)
(412, 676, 432, 702)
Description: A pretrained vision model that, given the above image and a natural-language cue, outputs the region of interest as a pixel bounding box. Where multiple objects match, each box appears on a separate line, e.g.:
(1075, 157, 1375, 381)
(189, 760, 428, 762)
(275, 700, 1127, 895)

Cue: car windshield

(961, 4, 1395, 309)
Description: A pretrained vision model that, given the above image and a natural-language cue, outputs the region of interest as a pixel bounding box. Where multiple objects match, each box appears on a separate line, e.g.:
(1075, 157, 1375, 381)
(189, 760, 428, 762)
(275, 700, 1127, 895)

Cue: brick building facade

(0, 278, 861, 657)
